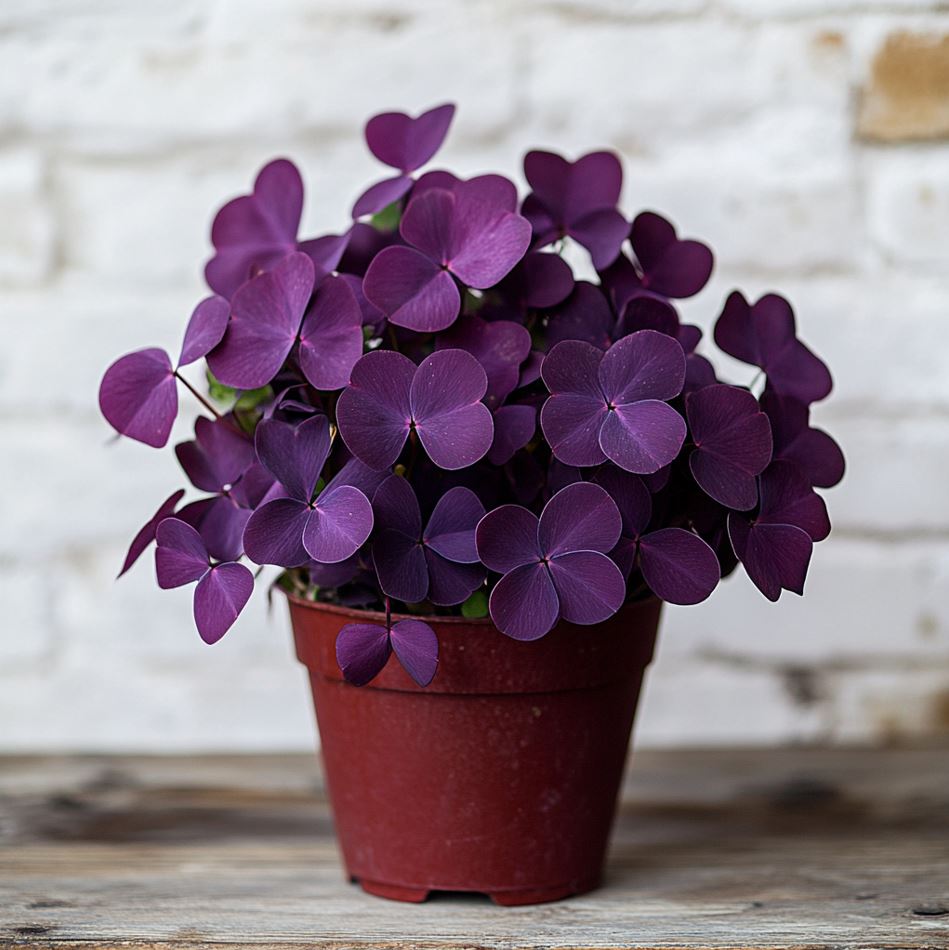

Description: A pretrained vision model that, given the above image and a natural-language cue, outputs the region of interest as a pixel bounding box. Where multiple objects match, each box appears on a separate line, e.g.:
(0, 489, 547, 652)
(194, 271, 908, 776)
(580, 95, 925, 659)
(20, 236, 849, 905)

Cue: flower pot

(289, 594, 661, 906)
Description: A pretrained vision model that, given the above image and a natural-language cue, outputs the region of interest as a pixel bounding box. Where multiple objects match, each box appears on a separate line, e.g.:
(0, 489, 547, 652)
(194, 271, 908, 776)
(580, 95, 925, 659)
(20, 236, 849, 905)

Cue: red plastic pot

(289, 594, 661, 906)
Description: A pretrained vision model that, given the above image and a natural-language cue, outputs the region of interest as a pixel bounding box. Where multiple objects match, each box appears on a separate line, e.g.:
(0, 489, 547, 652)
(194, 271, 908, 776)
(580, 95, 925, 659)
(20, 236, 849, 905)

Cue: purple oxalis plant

(99, 102, 844, 688)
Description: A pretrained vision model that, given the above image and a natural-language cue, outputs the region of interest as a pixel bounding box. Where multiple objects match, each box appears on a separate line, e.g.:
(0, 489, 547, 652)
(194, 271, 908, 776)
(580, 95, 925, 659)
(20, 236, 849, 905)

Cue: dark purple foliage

(476, 482, 625, 640)
(336, 616, 438, 687)
(336, 348, 493, 470)
(243, 415, 375, 567)
(728, 461, 830, 602)
(714, 292, 833, 404)
(352, 104, 455, 217)
(522, 150, 628, 269)
(594, 465, 720, 604)
(100, 103, 841, 683)
(363, 178, 532, 332)
(540, 330, 687, 474)
(155, 518, 254, 644)
(205, 158, 348, 299)
(685, 384, 773, 511)
(371, 475, 485, 606)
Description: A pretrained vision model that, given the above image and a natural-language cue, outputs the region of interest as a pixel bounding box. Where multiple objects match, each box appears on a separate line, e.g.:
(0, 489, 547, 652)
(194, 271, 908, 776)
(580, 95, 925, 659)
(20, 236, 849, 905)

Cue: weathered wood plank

(1, 747, 947, 949)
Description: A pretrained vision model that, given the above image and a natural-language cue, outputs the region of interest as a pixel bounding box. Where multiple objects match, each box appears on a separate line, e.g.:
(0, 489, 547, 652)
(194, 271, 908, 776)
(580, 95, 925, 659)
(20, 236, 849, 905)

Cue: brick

(0, 417, 183, 560)
(0, 149, 55, 286)
(0, 6, 518, 149)
(0, 564, 56, 669)
(0, 281, 195, 414)
(725, 0, 943, 15)
(825, 666, 949, 741)
(858, 31, 949, 142)
(659, 539, 949, 663)
(865, 152, 949, 268)
(637, 661, 824, 746)
(829, 416, 949, 534)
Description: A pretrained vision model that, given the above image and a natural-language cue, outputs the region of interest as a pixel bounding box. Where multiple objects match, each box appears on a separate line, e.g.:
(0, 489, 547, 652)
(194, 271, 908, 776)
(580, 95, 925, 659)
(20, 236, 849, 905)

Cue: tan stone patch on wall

(857, 32, 949, 142)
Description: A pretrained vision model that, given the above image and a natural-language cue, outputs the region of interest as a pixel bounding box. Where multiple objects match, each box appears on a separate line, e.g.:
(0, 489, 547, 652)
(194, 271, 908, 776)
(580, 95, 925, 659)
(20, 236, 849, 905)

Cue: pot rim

(286, 590, 661, 627)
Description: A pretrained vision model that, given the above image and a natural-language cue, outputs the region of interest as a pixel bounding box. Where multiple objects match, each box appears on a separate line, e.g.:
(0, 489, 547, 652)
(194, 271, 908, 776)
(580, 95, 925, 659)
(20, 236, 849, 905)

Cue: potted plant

(99, 103, 844, 906)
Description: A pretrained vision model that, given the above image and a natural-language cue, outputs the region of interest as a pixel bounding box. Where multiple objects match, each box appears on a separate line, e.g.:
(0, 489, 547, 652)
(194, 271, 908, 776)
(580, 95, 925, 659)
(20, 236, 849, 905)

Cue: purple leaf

(409, 350, 494, 470)
(488, 561, 560, 641)
(547, 550, 625, 624)
(638, 528, 720, 605)
(686, 384, 773, 511)
(373, 527, 428, 603)
(616, 296, 680, 339)
(178, 296, 231, 367)
(254, 414, 330, 502)
(758, 460, 831, 542)
(336, 622, 392, 686)
(628, 211, 714, 299)
(425, 487, 484, 563)
(538, 481, 622, 557)
(476, 504, 541, 573)
(728, 516, 813, 602)
(760, 391, 845, 489)
(498, 250, 574, 311)
(119, 489, 185, 578)
(242, 498, 312, 568)
(363, 245, 461, 332)
(199, 495, 251, 562)
(336, 350, 416, 470)
(436, 314, 532, 409)
(175, 416, 255, 494)
(365, 103, 456, 172)
(541, 331, 686, 475)
(389, 619, 439, 687)
(205, 159, 304, 298)
(523, 150, 626, 268)
(352, 174, 413, 218)
(298, 275, 364, 391)
(425, 553, 485, 606)
(155, 518, 209, 588)
(404, 185, 532, 288)
(713, 292, 832, 404)
(99, 348, 178, 448)
(545, 281, 615, 351)
(302, 484, 374, 564)
(598, 329, 686, 404)
(488, 403, 536, 465)
(193, 562, 254, 644)
(207, 252, 315, 390)
(297, 231, 351, 280)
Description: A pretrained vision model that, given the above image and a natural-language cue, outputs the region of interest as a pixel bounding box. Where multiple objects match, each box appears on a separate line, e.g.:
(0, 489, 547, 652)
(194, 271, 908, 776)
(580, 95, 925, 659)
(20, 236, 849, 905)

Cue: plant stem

(175, 371, 223, 420)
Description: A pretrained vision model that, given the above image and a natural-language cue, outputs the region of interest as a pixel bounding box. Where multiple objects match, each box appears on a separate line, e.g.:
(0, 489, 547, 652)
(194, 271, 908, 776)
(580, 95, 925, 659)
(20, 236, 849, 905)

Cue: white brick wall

(1, 0, 948, 751)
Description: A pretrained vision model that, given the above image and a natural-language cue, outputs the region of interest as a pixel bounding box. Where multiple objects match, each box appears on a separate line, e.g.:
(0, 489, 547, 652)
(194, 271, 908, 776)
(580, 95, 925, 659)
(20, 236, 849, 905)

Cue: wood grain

(1, 747, 947, 949)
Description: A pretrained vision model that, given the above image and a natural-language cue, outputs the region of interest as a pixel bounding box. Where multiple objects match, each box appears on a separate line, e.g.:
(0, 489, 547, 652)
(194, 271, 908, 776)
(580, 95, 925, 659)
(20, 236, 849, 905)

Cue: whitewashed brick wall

(2, 0, 948, 751)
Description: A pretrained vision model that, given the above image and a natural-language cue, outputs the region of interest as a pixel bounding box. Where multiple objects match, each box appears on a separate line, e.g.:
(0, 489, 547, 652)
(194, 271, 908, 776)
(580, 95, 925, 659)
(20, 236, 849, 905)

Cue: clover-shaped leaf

(155, 518, 254, 644)
(522, 150, 628, 269)
(371, 476, 485, 606)
(727, 461, 831, 602)
(540, 330, 687, 474)
(337, 349, 494, 471)
(714, 292, 832, 404)
(336, 617, 439, 687)
(686, 384, 773, 511)
(476, 482, 625, 641)
(242, 415, 374, 567)
(594, 465, 720, 604)
(363, 181, 532, 332)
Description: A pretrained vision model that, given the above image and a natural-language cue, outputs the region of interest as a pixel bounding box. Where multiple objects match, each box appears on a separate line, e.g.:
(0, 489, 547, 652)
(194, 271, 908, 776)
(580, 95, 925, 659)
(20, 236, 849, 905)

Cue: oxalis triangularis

(100, 103, 844, 688)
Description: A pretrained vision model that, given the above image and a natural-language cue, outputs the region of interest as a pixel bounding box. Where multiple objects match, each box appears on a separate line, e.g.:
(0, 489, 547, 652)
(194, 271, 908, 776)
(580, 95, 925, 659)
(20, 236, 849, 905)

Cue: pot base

(355, 875, 599, 906)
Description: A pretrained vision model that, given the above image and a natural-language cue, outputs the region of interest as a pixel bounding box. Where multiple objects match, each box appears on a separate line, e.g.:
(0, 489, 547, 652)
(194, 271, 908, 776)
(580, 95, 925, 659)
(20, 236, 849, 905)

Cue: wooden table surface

(1, 746, 947, 949)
